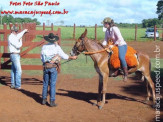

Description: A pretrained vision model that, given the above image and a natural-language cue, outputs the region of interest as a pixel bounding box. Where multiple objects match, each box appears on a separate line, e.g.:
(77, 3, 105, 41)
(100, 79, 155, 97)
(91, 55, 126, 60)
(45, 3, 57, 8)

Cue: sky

(0, 0, 159, 26)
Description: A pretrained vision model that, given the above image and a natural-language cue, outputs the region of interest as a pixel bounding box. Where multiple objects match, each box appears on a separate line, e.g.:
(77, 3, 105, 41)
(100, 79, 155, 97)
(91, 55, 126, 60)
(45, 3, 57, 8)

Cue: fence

(71, 24, 163, 41)
(0, 23, 61, 70)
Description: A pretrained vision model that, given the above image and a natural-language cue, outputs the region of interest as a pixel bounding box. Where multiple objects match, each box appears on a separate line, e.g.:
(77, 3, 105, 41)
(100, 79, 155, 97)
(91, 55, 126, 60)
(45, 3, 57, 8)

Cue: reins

(60, 59, 73, 65)
(82, 48, 110, 55)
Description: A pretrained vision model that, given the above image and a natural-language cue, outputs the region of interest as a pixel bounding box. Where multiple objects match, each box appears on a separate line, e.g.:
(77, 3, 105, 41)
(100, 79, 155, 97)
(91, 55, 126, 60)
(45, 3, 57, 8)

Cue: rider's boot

(123, 67, 128, 82)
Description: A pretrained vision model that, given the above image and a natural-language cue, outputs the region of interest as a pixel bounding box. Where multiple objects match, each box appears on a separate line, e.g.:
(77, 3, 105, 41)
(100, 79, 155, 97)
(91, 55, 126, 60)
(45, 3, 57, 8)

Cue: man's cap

(11, 25, 18, 32)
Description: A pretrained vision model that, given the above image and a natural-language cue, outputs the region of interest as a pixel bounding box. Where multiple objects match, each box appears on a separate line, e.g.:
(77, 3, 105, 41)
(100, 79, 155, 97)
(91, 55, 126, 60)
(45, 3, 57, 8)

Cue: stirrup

(110, 70, 119, 77)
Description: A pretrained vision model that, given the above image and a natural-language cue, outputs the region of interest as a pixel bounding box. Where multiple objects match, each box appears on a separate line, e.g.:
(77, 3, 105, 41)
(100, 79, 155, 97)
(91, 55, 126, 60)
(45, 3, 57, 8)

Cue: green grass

(60, 53, 96, 78)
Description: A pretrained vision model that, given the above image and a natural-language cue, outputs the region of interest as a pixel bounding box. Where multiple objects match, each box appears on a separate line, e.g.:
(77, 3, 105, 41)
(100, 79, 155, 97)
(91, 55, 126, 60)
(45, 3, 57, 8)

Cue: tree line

(0, 15, 162, 28)
(142, 18, 163, 28)
(106, 18, 162, 28)
(0, 15, 41, 25)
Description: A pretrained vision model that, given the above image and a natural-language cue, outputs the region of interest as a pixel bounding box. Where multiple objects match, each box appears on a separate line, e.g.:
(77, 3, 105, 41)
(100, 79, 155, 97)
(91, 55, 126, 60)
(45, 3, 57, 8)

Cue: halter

(73, 38, 86, 55)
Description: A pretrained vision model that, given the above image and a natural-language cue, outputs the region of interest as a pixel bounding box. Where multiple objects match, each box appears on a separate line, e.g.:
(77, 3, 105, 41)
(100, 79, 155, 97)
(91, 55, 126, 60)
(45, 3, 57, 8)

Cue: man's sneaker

(15, 87, 21, 90)
(10, 86, 15, 89)
(42, 99, 47, 105)
(50, 101, 57, 107)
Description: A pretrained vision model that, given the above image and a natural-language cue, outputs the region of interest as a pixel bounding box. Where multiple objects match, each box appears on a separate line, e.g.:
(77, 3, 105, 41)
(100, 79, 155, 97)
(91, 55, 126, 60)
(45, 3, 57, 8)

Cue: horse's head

(70, 29, 87, 56)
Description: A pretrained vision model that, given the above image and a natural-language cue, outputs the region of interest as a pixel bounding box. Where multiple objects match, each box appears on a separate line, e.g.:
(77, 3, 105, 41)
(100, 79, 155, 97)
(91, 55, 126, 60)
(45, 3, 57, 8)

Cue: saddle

(109, 46, 138, 69)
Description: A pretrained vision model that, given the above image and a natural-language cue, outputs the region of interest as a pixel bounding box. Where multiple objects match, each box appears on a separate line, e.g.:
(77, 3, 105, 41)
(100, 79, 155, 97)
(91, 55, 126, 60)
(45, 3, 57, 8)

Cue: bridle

(73, 38, 86, 55)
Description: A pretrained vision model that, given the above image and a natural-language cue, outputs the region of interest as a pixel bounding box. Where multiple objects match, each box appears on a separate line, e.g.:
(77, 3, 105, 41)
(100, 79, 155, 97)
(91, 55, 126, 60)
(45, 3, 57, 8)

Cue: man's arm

(17, 29, 28, 40)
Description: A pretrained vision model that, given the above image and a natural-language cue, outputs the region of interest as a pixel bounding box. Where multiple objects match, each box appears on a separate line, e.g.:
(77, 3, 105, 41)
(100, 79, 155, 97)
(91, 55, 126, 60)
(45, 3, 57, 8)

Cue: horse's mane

(88, 39, 105, 50)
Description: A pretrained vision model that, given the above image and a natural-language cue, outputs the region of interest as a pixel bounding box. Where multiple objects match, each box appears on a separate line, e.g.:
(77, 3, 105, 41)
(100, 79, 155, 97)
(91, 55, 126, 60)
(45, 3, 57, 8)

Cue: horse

(70, 29, 156, 109)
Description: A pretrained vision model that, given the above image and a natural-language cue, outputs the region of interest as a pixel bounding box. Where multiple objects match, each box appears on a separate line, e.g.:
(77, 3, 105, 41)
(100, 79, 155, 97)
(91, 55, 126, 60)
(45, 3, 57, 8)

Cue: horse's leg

(96, 73, 103, 106)
(144, 77, 151, 102)
(144, 74, 156, 106)
(98, 61, 109, 109)
(137, 52, 156, 106)
(98, 72, 108, 109)
(93, 66, 103, 106)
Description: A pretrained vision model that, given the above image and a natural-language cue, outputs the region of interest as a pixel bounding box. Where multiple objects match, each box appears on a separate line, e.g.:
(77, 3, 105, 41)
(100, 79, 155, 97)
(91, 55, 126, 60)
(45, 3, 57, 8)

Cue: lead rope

(60, 59, 73, 65)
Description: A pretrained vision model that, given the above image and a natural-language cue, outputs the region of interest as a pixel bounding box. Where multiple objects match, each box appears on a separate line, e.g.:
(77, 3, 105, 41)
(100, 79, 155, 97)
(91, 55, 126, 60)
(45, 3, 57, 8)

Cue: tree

(1, 15, 41, 25)
(142, 18, 163, 28)
(156, 0, 163, 20)
(14, 17, 24, 23)
(32, 18, 41, 25)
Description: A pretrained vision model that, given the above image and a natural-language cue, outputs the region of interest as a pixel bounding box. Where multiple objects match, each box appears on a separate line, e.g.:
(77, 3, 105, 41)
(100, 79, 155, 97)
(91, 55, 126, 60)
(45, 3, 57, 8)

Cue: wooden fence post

(58, 28, 61, 45)
(95, 24, 97, 41)
(51, 23, 53, 31)
(3, 23, 7, 62)
(162, 24, 163, 41)
(9, 23, 13, 29)
(135, 24, 137, 41)
(15, 23, 18, 27)
(154, 25, 156, 41)
(43, 23, 45, 37)
(73, 23, 76, 40)
(19, 24, 21, 30)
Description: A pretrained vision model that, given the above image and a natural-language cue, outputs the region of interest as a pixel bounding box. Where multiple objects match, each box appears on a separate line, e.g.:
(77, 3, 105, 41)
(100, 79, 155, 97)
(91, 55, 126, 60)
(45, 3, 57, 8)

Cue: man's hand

(69, 56, 78, 60)
(50, 60, 55, 64)
(24, 29, 29, 33)
(108, 45, 114, 49)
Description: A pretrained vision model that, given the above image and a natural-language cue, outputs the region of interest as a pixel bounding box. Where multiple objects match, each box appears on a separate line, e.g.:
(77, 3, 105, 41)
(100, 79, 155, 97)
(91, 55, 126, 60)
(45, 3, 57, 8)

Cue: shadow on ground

(57, 89, 148, 106)
(0, 76, 43, 86)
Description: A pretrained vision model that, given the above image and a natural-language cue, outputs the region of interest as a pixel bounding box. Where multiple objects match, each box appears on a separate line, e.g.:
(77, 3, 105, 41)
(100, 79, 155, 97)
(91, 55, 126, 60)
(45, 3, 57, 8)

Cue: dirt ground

(0, 41, 163, 122)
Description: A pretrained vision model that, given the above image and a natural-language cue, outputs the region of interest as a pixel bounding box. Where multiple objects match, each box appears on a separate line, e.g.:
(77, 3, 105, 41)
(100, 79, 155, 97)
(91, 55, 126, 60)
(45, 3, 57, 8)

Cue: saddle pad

(110, 46, 138, 69)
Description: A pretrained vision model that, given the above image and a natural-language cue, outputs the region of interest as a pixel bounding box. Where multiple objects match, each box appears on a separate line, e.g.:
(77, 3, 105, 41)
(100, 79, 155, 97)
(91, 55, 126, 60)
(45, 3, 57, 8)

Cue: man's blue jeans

(42, 67, 58, 102)
(10, 54, 22, 88)
(118, 45, 127, 68)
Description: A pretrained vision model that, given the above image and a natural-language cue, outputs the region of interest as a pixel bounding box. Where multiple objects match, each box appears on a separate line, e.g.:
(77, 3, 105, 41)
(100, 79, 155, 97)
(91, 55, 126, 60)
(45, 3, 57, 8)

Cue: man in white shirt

(8, 25, 28, 89)
(41, 33, 77, 107)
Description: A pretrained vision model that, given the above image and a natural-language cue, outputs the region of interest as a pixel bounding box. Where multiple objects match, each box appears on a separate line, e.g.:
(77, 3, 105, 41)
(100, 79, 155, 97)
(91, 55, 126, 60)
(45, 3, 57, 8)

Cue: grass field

(0, 25, 162, 78)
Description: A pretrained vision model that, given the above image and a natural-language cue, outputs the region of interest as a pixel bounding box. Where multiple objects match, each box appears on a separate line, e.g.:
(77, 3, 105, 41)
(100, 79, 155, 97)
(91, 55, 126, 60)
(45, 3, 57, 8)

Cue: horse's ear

(80, 29, 87, 39)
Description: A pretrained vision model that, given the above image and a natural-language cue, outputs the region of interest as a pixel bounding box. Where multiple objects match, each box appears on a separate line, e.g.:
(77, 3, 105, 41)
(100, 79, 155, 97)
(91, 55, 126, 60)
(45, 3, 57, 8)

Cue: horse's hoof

(93, 103, 97, 106)
(144, 99, 149, 104)
(98, 106, 103, 110)
(152, 104, 156, 109)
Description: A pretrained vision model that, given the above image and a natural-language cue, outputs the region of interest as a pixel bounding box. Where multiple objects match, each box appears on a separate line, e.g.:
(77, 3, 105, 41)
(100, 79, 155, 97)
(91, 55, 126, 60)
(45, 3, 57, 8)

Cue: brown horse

(70, 29, 156, 109)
